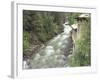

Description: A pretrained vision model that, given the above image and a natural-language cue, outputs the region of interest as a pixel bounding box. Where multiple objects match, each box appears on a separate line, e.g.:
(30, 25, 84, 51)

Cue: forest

(23, 10, 91, 69)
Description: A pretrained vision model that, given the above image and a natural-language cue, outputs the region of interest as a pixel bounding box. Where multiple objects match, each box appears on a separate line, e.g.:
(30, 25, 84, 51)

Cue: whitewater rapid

(23, 23, 73, 69)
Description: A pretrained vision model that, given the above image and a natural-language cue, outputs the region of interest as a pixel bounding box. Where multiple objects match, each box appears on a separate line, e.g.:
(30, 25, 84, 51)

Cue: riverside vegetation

(68, 17, 91, 66)
(23, 10, 91, 69)
(23, 10, 66, 60)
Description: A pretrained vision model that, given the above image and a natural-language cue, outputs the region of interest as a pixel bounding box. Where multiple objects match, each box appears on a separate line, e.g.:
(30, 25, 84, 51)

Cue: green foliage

(69, 19, 91, 66)
(67, 13, 80, 25)
(23, 32, 30, 51)
(23, 10, 66, 52)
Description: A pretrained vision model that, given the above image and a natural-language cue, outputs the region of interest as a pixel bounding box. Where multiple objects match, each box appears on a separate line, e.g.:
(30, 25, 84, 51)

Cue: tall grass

(69, 19, 91, 66)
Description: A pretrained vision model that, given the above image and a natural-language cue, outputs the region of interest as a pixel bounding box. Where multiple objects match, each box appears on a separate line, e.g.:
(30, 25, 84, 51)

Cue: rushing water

(23, 23, 73, 69)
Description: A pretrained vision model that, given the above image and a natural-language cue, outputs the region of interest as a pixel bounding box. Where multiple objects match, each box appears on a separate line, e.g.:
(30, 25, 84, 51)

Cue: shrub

(23, 32, 31, 51)
(69, 19, 91, 66)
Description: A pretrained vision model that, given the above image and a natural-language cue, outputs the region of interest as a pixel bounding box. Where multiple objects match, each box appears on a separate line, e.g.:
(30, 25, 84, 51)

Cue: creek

(23, 22, 73, 69)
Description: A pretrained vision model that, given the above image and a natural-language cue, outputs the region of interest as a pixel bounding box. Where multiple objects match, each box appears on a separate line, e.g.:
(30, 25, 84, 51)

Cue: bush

(67, 13, 80, 25)
(23, 32, 31, 51)
(69, 19, 91, 66)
